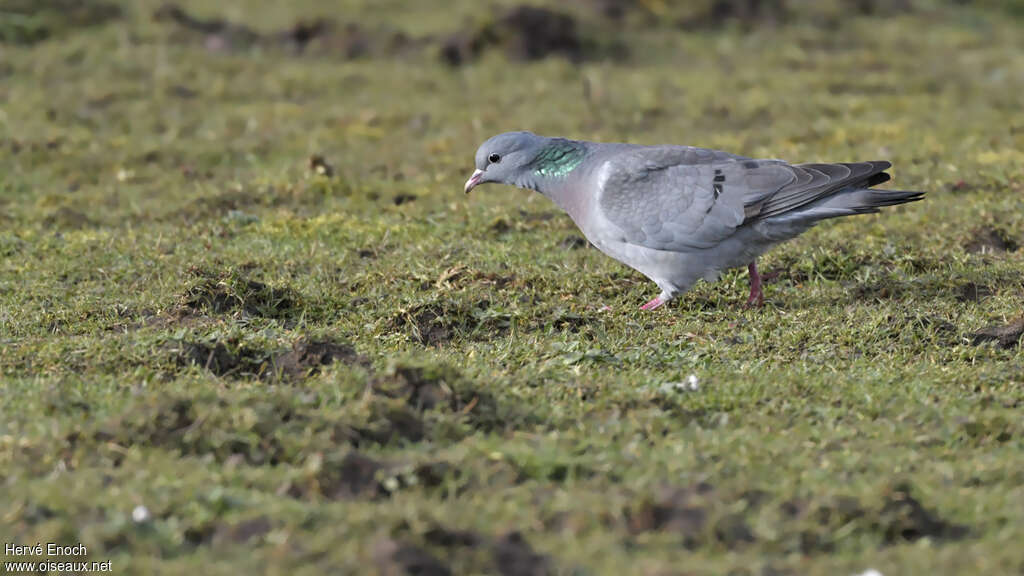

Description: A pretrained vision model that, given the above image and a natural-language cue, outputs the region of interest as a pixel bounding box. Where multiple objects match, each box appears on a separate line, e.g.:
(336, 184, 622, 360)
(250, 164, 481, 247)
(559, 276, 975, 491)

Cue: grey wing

(597, 147, 894, 251)
(595, 147, 795, 251)
(745, 160, 892, 220)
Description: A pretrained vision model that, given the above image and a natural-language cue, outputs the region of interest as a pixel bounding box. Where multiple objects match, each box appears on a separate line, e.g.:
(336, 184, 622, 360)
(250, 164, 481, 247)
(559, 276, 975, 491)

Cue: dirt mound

(374, 538, 452, 576)
(372, 361, 506, 433)
(177, 340, 271, 378)
(625, 482, 965, 552)
(315, 451, 387, 499)
(957, 282, 993, 302)
(964, 226, 1020, 254)
(628, 483, 755, 548)
(419, 525, 553, 576)
(971, 317, 1024, 349)
(441, 5, 625, 66)
(84, 394, 316, 466)
(492, 532, 552, 576)
(277, 339, 368, 379)
(394, 297, 512, 346)
(0, 0, 121, 45)
(41, 207, 95, 230)
(288, 451, 464, 502)
(181, 270, 302, 319)
(175, 337, 366, 380)
(874, 483, 968, 543)
(154, 3, 417, 58)
(81, 387, 429, 470)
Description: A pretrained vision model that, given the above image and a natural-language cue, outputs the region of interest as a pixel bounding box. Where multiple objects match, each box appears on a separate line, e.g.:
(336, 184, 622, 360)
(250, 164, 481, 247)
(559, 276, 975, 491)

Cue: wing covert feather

(596, 148, 793, 250)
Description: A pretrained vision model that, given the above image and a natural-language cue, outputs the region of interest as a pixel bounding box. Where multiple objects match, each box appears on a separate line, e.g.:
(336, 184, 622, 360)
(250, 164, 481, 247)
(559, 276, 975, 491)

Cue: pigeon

(464, 132, 924, 310)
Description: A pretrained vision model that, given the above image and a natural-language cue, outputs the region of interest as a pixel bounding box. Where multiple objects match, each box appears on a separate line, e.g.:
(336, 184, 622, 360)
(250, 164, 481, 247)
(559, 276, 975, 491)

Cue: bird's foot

(744, 289, 764, 308)
(640, 297, 666, 311)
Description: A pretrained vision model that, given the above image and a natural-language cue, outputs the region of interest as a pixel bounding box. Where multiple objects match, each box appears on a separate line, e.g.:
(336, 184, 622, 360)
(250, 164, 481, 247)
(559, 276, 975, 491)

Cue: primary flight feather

(464, 131, 924, 310)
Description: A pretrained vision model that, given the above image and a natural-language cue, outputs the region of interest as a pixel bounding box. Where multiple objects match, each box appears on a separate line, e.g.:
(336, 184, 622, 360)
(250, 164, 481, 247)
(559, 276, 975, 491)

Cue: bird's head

(464, 131, 546, 194)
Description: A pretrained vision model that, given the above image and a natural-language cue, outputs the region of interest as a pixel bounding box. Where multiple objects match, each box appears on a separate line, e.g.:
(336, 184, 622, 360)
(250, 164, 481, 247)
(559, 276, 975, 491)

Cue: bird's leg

(745, 260, 764, 307)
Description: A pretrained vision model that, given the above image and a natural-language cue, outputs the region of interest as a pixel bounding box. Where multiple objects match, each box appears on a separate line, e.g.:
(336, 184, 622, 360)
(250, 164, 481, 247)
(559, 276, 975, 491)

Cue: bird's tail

(757, 169, 924, 241)
(777, 186, 925, 222)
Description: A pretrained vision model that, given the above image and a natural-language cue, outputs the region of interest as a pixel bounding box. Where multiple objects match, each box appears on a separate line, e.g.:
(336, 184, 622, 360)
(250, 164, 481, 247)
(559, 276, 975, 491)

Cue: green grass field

(2, 1, 1023, 574)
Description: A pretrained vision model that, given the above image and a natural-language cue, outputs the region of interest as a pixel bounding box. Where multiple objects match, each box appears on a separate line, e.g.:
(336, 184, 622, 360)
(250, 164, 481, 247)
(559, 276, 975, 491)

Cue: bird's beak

(464, 169, 484, 194)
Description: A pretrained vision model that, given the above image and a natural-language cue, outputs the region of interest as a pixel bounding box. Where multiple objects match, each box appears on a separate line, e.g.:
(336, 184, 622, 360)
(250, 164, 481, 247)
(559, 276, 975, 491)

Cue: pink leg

(640, 297, 665, 311)
(746, 260, 764, 307)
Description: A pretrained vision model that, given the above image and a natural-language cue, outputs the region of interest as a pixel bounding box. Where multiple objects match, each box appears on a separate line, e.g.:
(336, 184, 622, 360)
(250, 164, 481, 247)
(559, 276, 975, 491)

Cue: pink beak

(464, 169, 484, 194)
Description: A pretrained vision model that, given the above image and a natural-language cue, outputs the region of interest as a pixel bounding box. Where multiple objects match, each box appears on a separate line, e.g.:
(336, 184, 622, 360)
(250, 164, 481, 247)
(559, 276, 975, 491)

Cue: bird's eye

(488, 153, 501, 164)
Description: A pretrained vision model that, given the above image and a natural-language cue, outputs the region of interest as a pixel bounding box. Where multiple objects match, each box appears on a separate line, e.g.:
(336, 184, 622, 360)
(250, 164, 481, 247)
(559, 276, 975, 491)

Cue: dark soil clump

(559, 235, 588, 250)
(971, 317, 1024, 349)
(441, 5, 624, 66)
(492, 532, 552, 576)
(395, 297, 510, 346)
(276, 338, 369, 379)
(154, 4, 415, 58)
(964, 226, 1019, 254)
(181, 270, 302, 319)
(497, 7, 582, 62)
(875, 483, 968, 543)
(177, 340, 271, 378)
(214, 517, 274, 545)
(0, 0, 122, 45)
(42, 207, 94, 230)
(372, 361, 505, 432)
(424, 525, 484, 549)
(627, 483, 717, 546)
(957, 282, 992, 302)
(317, 451, 388, 499)
(374, 538, 453, 576)
(175, 337, 365, 381)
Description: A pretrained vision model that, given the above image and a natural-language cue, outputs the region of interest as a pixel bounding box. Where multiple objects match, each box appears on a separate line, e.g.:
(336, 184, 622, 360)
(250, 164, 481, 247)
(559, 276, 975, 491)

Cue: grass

(1, 1, 1023, 574)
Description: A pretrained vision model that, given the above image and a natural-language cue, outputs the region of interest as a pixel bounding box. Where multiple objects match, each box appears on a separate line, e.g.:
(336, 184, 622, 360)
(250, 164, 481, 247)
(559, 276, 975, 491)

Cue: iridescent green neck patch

(533, 141, 584, 178)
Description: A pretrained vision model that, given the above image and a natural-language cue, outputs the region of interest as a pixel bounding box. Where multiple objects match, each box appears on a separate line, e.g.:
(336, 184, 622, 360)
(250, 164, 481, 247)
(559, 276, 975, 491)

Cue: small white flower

(684, 373, 700, 391)
(132, 505, 150, 523)
(853, 570, 883, 576)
